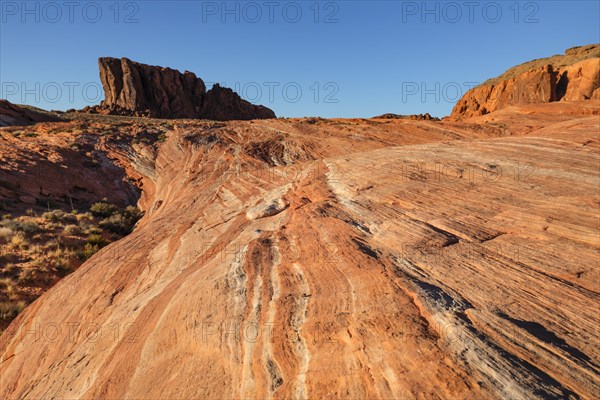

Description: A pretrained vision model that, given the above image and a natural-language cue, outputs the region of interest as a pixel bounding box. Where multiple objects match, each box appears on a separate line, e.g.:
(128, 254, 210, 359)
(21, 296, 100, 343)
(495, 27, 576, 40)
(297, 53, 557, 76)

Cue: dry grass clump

(10, 232, 29, 250)
(63, 224, 83, 236)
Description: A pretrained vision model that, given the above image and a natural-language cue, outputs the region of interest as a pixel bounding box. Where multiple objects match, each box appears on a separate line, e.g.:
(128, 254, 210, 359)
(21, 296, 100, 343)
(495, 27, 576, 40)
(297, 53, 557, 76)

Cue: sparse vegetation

(42, 209, 77, 224)
(10, 232, 29, 250)
(90, 201, 119, 218)
(80, 243, 100, 260)
(99, 206, 143, 235)
(0, 201, 143, 328)
(0, 219, 41, 237)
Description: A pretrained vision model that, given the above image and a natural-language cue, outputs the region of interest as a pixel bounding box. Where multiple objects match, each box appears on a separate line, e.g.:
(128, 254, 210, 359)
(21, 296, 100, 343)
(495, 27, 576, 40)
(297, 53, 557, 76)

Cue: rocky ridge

(0, 100, 63, 127)
(451, 44, 600, 119)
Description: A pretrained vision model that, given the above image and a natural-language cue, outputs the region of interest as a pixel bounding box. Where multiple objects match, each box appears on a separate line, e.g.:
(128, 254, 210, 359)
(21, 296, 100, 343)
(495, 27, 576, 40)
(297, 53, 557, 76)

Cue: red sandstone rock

(200, 84, 276, 121)
(94, 57, 275, 120)
(451, 44, 600, 119)
(1, 101, 599, 399)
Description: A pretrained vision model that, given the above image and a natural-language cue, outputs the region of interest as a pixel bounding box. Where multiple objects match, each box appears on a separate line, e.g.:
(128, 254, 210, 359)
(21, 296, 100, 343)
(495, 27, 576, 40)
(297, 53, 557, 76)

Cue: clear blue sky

(1, 1, 598, 117)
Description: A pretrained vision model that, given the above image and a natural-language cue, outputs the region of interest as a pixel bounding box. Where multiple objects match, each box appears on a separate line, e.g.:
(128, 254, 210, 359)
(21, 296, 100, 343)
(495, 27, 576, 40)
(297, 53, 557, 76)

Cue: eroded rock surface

(451, 44, 600, 119)
(0, 101, 598, 399)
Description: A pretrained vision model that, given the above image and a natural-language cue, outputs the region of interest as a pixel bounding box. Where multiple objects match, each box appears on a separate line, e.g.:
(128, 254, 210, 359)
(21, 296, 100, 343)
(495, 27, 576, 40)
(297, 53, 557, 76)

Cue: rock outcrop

(96, 57, 206, 119)
(451, 44, 600, 119)
(372, 112, 440, 121)
(200, 84, 277, 121)
(0, 100, 63, 127)
(89, 57, 275, 120)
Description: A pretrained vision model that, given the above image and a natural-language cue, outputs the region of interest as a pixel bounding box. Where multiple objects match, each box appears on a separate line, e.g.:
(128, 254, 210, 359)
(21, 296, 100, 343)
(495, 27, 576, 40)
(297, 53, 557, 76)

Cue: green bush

(90, 201, 119, 218)
(42, 210, 77, 224)
(99, 206, 142, 235)
(99, 214, 132, 235)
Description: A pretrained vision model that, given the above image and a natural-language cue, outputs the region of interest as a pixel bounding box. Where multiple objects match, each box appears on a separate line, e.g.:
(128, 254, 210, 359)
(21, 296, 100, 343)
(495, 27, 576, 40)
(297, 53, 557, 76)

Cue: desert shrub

(42, 210, 77, 224)
(0, 219, 42, 237)
(63, 224, 83, 236)
(99, 208, 142, 235)
(10, 232, 28, 250)
(80, 243, 100, 260)
(123, 206, 143, 220)
(0, 301, 26, 320)
(53, 258, 72, 276)
(87, 234, 108, 248)
(90, 201, 119, 218)
(20, 221, 41, 236)
(76, 212, 94, 222)
(99, 214, 131, 234)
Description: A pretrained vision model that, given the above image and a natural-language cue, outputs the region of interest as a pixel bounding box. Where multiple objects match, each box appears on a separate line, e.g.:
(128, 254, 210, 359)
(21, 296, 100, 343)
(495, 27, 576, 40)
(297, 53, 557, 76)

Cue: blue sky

(1, 1, 598, 117)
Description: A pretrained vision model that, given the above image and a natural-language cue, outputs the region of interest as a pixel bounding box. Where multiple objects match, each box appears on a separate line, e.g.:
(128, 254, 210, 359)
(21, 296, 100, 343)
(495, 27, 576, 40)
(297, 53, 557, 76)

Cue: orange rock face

(451, 44, 600, 119)
(0, 100, 598, 399)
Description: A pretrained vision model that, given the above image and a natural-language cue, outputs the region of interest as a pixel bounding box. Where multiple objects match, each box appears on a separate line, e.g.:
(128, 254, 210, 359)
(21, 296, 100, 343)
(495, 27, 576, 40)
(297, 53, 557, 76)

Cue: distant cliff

(86, 57, 275, 120)
(451, 44, 600, 119)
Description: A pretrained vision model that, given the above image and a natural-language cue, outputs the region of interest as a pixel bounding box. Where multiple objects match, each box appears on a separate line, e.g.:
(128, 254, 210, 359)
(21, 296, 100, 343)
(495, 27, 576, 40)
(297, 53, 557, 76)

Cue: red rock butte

(0, 46, 599, 399)
(83, 57, 276, 120)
